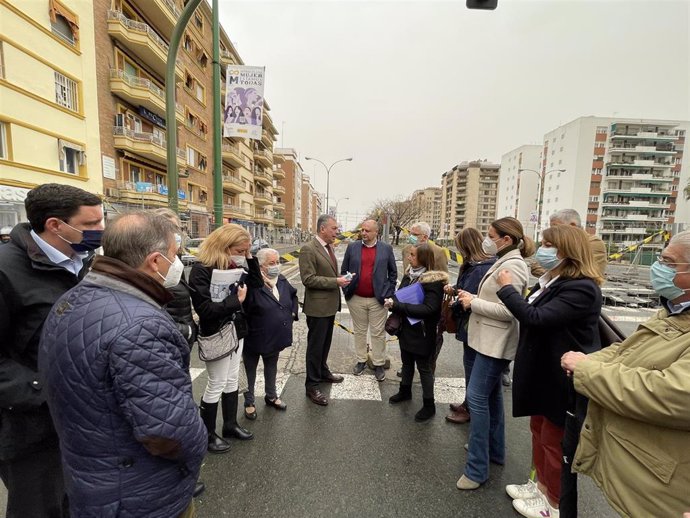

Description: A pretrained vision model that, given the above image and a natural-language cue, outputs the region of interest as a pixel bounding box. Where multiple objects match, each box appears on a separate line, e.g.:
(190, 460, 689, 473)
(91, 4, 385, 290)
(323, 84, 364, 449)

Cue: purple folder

(394, 282, 424, 325)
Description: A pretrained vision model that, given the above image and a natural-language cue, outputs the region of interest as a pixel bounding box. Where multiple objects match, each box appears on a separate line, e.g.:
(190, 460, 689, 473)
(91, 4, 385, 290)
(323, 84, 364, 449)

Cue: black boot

(221, 391, 254, 440)
(415, 398, 436, 421)
(199, 400, 231, 453)
(389, 384, 412, 404)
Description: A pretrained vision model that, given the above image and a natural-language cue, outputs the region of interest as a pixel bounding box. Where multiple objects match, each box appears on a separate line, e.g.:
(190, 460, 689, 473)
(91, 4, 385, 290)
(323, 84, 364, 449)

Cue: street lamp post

(304, 157, 353, 215)
(518, 168, 566, 240)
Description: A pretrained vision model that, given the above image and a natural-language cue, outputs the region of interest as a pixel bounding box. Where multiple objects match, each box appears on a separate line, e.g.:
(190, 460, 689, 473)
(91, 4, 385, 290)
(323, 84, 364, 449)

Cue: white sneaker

(505, 479, 540, 500)
(513, 495, 560, 518)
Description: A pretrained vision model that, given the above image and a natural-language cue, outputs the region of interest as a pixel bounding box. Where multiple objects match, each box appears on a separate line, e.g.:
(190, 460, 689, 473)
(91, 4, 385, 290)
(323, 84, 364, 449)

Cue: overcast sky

(219, 0, 690, 227)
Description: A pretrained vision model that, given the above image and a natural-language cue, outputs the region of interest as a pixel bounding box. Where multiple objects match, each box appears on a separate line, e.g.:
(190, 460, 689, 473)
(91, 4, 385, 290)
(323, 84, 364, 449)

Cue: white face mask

(482, 236, 499, 255)
(231, 255, 247, 268)
(157, 254, 185, 288)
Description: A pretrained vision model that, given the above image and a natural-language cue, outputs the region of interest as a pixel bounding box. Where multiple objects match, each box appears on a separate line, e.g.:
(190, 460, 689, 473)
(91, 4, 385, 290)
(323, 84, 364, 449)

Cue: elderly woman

(189, 224, 262, 452)
(242, 248, 298, 419)
(456, 217, 534, 491)
(561, 230, 690, 518)
(496, 225, 603, 518)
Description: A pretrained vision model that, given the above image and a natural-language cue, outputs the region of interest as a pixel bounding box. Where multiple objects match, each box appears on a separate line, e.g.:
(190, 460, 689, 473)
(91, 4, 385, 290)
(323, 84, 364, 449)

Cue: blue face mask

(535, 246, 562, 271)
(58, 221, 103, 253)
(650, 261, 686, 301)
(408, 235, 419, 245)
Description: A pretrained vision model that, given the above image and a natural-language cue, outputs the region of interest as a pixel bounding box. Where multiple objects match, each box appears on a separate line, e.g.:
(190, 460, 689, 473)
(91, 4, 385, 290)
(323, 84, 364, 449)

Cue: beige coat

(573, 307, 690, 518)
(467, 249, 529, 360)
(402, 241, 449, 273)
(298, 238, 342, 317)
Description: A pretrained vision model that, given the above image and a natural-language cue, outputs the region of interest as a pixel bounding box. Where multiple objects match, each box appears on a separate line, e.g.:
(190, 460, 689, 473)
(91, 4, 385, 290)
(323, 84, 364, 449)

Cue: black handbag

(385, 313, 403, 336)
(598, 312, 626, 347)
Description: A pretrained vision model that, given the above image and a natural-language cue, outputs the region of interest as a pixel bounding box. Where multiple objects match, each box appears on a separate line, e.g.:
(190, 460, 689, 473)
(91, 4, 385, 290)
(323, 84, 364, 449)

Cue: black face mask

(58, 221, 103, 252)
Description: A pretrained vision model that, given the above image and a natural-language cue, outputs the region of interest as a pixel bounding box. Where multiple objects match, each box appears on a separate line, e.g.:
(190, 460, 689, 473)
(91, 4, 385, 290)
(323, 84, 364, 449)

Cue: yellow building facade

(0, 0, 102, 226)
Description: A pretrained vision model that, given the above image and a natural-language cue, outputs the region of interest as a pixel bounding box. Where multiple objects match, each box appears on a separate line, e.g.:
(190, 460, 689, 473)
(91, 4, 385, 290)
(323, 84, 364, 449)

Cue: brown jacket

(402, 241, 449, 273)
(299, 238, 342, 317)
(573, 307, 690, 517)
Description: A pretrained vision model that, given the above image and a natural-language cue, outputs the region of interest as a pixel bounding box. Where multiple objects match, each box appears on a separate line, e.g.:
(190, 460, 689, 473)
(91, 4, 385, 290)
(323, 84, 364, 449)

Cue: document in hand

(210, 268, 245, 302)
(394, 282, 424, 325)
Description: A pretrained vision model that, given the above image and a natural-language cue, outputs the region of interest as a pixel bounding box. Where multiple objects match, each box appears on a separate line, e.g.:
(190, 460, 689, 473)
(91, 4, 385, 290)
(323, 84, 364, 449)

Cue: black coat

(188, 258, 261, 338)
(165, 278, 198, 346)
(0, 223, 92, 460)
(497, 276, 602, 427)
(391, 270, 448, 356)
(244, 275, 299, 355)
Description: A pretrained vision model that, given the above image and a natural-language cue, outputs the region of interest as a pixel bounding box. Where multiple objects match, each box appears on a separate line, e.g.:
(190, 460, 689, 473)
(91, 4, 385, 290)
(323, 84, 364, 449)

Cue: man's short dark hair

(25, 183, 102, 233)
(102, 212, 175, 268)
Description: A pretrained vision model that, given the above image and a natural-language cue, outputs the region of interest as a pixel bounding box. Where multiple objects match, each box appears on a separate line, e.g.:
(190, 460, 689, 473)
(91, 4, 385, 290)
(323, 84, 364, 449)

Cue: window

(51, 15, 74, 45)
(54, 71, 78, 111)
(49, 0, 79, 46)
(187, 146, 207, 171)
(58, 139, 84, 175)
(183, 35, 193, 52)
(194, 12, 204, 33)
(0, 122, 7, 159)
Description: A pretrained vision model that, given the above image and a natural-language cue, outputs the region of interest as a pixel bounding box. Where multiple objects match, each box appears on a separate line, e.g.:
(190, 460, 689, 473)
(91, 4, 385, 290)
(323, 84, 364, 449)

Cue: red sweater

(354, 244, 376, 298)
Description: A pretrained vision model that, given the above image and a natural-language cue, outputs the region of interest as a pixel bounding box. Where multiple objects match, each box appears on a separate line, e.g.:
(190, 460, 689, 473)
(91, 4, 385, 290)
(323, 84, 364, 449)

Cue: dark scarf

(497, 244, 518, 258)
(91, 256, 173, 305)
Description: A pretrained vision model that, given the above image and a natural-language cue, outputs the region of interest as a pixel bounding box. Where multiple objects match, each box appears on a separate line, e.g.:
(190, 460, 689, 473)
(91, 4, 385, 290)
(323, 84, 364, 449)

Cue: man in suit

(402, 221, 448, 273)
(299, 214, 352, 406)
(341, 220, 397, 382)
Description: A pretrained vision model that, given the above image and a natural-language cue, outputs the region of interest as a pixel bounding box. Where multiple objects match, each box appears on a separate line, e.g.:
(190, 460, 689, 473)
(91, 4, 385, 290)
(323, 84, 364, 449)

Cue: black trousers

(400, 349, 435, 400)
(305, 315, 335, 389)
(0, 445, 68, 518)
(243, 350, 280, 404)
(560, 394, 589, 518)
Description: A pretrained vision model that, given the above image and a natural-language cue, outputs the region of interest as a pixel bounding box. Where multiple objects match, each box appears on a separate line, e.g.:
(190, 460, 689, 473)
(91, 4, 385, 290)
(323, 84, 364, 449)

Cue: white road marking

(190, 367, 204, 381)
(605, 315, 649, 323)
(329, 374, 383, 401)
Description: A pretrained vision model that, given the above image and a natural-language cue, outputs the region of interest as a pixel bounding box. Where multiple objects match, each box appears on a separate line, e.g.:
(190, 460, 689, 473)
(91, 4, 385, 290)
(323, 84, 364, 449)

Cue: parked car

(250, 238, 269, 255)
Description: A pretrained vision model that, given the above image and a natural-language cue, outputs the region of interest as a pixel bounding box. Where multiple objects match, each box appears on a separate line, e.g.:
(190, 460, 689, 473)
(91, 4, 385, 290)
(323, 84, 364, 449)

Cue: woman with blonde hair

(456, 217, 534, 490)
(188, 224, 261, 453)
(495, 224, 603, 518)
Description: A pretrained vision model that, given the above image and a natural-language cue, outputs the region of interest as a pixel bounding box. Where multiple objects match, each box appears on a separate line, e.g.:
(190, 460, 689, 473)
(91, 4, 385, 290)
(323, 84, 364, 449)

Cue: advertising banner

(223, 65, 265, 140)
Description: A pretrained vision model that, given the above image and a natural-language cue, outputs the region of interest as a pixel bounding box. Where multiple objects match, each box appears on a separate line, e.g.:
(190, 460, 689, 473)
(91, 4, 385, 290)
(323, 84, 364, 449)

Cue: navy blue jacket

(497, 276, 602, 427)
(244, 275, 299, 355)
(453, 257, 496, 343)
(39, 264, 207, 518)
(341, 240, 397, 304)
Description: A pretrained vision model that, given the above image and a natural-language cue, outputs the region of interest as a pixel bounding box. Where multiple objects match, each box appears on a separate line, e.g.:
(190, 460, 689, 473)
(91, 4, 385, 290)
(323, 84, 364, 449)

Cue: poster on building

(223, 66, 265, 140)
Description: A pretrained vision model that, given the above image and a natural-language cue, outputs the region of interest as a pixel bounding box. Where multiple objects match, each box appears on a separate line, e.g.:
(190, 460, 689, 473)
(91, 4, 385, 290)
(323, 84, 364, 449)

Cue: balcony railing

(222, 174, 243, 187)
(113, 126, 185, 159)
(110, 69, 183, 115)
(223, 204, 249, 215)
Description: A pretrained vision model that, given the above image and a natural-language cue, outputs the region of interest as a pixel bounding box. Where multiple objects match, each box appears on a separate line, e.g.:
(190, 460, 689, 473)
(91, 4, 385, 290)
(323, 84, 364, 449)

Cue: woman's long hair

(197, 223, 250, 270)
(455, 227, 490, 265)
(415, 243, 436, 271)
(491, 217, 536, 258)
(543, 225, 604, 285)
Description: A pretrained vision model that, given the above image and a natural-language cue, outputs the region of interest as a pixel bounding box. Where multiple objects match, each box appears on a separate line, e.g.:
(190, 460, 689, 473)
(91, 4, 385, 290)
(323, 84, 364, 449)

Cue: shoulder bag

(196, 321, 239, 362)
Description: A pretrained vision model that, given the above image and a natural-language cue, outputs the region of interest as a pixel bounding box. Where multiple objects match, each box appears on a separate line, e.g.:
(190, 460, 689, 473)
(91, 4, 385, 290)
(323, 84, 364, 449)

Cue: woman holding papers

(455, 217, 533, 491)
(385, 243, 448, 421)
(189, 224, 262, 453)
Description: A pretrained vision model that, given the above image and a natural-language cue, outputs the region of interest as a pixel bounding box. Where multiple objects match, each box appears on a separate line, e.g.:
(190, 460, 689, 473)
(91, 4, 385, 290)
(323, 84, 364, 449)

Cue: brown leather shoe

(306, 388, 328, 406)
(321, 373, 344, 383)
(445, 408, 470, 424)
(449, 402, 465, 412)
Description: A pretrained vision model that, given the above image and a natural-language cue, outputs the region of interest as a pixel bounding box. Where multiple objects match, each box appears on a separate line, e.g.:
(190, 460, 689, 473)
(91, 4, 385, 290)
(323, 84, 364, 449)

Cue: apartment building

(539, 116, 688, 251)
(0, 0, 102, 227)
(411, 187, 441, 238)
(301, 174, 321, 234)
(274, 147, 303, 230)
(439, 160, 500, 240)
(496, 144, 542, 239)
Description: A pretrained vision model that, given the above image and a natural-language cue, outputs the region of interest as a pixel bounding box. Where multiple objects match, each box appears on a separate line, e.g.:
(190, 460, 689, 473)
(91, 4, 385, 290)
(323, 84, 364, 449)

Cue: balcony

(254, 168, 273, 186)
(254, 209, 273, 224)
(273, 165, 286, 179)
(273, 200, 286, 210)
(129, 0, 180, 39)
(113, 126, 186, 166)
(254, 192, 273, 206)
(115, 180, 187, 205)
(608, 145, 676, 155)
(600, 227, 648, 235)
(273, 183, 285, 195)
(601, 199, 669, 210)
(223, 204, 250, 219)
(261, 129, 273, 147)
(220, 49, 235, 66)
(222, 174, 244, 193)
(222, 142, 245, 167)
(610, 131, 677, 140)
(273, 217, 286, 227)
(107, 11, 183, 80)
(109, 69, 183, 123)
(254, 148, 273, 167)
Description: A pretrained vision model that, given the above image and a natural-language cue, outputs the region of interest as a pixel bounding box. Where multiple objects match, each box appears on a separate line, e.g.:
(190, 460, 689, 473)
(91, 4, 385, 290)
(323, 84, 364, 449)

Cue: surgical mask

(408, 235, 419, 245)
(265, 265, 281, 279)
(231, 255, 247, 268)
(482, 236, 499, 256)
(535, 246, 563, 271)
(157, 254, 184, 288)
(58, 220, 103, 253)
(650, 261, 687, 301)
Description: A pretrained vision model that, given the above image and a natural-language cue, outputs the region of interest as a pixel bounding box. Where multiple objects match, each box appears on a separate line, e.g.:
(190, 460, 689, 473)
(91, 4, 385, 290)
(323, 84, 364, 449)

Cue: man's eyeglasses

(657, 255, 690, 269)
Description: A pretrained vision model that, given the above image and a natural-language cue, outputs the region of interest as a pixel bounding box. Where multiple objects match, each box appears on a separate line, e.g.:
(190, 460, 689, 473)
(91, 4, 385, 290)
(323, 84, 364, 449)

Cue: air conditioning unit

(105, 188, 119, 198)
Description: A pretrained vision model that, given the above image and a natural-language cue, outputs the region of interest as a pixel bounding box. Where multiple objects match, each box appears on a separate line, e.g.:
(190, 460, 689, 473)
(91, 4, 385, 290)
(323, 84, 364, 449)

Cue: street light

(518, 168, 566, 240)
(304, 156, 353, 214)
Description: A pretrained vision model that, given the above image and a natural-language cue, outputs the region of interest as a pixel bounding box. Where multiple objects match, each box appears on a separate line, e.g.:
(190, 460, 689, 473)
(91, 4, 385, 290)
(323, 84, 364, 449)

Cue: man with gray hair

(39, 212, 206, 518)
(402, 221, 449, 273)
(531, 208, 607, 278)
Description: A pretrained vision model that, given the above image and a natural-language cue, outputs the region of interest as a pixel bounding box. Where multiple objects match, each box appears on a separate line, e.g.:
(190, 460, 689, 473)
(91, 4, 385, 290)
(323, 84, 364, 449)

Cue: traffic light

(466, 0, 497, 9)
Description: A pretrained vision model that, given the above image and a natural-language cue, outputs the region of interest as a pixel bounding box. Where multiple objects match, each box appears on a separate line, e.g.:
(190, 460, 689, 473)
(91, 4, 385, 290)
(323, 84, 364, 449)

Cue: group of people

(0, 183, 688, 518)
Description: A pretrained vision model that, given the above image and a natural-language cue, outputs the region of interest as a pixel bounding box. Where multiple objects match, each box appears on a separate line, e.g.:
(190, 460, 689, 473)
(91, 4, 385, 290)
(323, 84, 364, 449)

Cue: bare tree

(367, 196, 422, 245)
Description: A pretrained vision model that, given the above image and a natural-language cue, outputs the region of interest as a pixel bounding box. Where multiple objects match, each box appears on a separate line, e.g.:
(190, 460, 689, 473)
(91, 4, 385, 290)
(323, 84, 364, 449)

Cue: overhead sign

(223, 65, 265, 141)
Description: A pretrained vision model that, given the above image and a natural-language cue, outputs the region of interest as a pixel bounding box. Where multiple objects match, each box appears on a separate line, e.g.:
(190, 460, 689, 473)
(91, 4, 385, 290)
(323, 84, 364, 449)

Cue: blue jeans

(463, 347, 510, 483)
